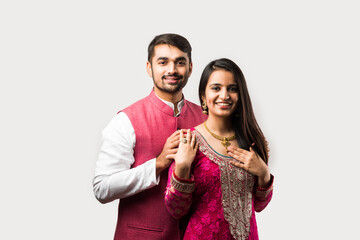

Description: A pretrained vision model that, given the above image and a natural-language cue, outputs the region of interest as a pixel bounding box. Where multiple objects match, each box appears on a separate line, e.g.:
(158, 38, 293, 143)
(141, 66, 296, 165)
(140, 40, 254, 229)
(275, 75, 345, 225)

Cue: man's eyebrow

(155, 57, 187, 62)
(156, 57, 168, 61)
(175, 57, 187, 62)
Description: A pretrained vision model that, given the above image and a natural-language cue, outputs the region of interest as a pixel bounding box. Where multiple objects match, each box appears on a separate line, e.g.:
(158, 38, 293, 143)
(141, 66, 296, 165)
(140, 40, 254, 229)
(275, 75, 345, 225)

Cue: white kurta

(93, 97, 185, 203)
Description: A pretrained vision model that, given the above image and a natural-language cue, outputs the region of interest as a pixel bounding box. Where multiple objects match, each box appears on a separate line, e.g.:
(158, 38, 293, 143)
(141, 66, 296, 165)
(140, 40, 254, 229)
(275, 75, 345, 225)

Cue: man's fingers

(168, 148, 178, 154)
(166, 154, 176, 160)
(170, 130, 181, 137)
(169, 131, 180, 141)
(168, 139, 180, 148)
(167, 130, 181, 142)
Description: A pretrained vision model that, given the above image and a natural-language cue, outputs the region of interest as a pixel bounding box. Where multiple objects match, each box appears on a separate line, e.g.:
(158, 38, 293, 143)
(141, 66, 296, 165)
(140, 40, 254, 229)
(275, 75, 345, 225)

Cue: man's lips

(162, 75, 182, 83)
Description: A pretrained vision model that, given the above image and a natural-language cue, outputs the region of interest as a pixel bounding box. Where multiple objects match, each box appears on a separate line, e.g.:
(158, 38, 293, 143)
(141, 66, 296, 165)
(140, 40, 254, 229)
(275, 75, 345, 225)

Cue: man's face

(147, 44, 192, 95)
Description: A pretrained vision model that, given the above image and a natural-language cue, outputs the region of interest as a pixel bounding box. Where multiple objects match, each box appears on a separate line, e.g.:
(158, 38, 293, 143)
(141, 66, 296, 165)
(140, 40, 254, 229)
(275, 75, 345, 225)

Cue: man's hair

(147, 33, 192, 63)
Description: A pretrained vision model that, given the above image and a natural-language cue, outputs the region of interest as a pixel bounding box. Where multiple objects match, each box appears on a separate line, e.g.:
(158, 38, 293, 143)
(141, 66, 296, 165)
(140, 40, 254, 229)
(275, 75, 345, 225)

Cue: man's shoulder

(119, 94, 150, 114)
(184, 99, 202, 111)
(183, 98, 208, 122)
(185, 99, 201, 107)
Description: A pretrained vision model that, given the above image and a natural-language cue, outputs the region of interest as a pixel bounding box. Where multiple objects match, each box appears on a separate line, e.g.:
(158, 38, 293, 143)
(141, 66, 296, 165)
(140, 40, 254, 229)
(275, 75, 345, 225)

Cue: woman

(164, 58, 274, 240)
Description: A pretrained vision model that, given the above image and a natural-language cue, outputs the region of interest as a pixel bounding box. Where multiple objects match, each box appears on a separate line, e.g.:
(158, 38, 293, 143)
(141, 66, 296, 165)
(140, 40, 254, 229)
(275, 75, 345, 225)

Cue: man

(93, 33, 207, 239)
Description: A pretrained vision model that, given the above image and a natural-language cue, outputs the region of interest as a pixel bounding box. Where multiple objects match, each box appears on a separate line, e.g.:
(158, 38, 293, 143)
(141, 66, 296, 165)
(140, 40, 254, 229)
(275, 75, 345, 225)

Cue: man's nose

(167, 62, 176, 74)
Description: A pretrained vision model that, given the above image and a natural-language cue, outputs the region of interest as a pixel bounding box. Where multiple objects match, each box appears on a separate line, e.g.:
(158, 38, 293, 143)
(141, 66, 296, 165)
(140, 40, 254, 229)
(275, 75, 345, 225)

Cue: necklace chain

(203, 121, 236, 149)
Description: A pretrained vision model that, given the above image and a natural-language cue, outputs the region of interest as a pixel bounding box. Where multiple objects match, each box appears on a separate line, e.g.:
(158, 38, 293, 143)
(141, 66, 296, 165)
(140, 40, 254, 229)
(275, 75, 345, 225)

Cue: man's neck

(154, 88, 183, 107)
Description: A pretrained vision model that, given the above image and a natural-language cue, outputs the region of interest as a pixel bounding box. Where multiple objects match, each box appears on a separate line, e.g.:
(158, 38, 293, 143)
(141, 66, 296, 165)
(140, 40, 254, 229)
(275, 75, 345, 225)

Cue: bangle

(171, 172, 195, 193)
(172, 169, 194, 183)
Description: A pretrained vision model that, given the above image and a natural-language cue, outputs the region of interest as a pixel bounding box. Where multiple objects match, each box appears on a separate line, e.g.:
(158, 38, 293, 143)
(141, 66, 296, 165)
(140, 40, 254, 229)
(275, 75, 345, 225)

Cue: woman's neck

(205, 115, 234, 136)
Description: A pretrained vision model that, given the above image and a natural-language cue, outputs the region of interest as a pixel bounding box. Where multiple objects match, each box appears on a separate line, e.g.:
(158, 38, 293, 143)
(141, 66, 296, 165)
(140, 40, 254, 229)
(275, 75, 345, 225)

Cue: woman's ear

(201, 95, 206, 103)
(201, 96, 208, 115)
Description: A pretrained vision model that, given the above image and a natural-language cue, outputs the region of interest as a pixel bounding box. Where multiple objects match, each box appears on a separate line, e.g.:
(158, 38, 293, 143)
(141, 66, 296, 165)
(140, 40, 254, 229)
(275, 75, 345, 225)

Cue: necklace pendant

(203, 121, 236, 150)
(221, 139, 231, 148)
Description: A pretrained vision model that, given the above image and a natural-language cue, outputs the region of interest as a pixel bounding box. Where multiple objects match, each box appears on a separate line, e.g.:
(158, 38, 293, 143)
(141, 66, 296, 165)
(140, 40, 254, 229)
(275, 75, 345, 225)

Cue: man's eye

(159, 61, 166, 65)
(177, 61, 185, 65)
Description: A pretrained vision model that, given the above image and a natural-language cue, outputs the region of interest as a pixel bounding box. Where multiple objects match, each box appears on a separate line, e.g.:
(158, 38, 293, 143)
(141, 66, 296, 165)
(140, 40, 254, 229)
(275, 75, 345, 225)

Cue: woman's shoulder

(193, 124, 204, 132)
(193, 124, 209, 140)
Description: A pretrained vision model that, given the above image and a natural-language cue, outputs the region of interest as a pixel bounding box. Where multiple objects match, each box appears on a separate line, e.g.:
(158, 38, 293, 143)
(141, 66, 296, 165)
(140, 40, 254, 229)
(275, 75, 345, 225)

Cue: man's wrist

(156, 163, 164, 176)
(155, 155, 170, 176)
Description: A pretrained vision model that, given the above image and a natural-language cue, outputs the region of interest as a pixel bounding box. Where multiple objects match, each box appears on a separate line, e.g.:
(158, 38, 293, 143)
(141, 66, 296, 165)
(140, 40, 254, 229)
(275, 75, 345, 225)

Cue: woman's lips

(216, 102, 232, 108)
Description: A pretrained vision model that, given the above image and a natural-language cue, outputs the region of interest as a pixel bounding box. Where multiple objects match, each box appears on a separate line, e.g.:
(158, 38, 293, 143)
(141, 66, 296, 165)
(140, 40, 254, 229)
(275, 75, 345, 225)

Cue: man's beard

(153, 73, 188, 94)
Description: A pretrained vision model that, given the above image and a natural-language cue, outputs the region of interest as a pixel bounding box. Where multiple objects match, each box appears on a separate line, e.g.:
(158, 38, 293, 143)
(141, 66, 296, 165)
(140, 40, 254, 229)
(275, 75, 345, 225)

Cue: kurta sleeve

(254, 174, 274, 212)
(93, 112, 159, 204)
(164, 162, 194, 219)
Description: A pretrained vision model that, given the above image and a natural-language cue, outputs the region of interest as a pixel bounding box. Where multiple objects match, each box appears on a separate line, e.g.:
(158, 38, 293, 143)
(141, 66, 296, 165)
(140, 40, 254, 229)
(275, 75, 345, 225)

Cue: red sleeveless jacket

(115, 90, 207, 240)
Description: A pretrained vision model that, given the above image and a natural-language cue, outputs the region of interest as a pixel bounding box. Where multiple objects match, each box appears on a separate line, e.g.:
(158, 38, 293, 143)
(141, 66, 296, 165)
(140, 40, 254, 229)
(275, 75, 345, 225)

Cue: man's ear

(188, 62, 193, 77)
(146, 61, 152, 77)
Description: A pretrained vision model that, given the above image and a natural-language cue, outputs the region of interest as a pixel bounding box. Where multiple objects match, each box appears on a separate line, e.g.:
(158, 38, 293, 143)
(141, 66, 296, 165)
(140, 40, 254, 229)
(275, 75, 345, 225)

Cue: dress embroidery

(171, 172, 195, 193)
(194, 130, 255, 240)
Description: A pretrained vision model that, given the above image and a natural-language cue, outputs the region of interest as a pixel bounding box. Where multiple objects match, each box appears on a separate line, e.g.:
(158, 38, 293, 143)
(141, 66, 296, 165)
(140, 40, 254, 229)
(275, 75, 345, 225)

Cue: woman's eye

(229, 87, 238, 92)
(211, 87, 220, 91)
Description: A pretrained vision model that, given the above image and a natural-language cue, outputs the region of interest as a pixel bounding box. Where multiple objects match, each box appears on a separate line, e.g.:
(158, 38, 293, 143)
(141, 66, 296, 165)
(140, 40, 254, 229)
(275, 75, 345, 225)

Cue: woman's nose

(220, 89, 229, 100)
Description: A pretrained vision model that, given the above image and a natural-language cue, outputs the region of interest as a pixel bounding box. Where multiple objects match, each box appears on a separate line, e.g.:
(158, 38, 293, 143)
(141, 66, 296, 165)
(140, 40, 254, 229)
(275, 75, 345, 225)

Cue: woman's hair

(198, 58, 268, 164)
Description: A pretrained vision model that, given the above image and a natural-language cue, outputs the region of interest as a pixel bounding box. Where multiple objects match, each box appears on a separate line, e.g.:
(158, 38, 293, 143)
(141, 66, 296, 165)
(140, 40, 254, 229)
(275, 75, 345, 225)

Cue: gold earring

(202, 101, 208, 115)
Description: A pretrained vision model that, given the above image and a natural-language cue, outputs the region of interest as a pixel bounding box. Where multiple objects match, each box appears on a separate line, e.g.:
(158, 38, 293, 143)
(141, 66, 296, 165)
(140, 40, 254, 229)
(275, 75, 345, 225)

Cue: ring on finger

(181, 138, 188, 144)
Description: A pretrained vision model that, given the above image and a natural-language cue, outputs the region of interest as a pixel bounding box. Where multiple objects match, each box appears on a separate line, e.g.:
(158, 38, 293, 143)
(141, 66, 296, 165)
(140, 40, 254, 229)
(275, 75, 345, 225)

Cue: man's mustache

(162, 74, 183, 80)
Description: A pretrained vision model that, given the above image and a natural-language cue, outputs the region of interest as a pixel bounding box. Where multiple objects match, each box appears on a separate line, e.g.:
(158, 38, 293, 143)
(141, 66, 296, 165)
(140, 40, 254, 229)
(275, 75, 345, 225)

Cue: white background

(1, 0, 359, 239)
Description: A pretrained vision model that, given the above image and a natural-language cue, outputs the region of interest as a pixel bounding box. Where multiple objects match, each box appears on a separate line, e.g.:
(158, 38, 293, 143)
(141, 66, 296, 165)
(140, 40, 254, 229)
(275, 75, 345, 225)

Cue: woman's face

(203, 69, 239, 119)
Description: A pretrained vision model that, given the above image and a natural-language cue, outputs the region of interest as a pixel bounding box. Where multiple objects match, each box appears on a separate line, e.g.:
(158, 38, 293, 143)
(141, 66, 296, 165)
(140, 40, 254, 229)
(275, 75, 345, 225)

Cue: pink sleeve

(254, 174, 274, 212)
(164, 162, 194, 219)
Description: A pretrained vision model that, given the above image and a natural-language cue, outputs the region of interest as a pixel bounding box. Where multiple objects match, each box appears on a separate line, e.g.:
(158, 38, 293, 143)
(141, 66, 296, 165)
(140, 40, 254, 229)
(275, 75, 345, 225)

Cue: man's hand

(156, 130, 181, 176)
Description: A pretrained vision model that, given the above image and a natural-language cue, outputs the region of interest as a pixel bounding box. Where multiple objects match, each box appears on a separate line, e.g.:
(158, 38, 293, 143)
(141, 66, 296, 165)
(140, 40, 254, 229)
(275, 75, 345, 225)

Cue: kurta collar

(149, 89, 187, 117)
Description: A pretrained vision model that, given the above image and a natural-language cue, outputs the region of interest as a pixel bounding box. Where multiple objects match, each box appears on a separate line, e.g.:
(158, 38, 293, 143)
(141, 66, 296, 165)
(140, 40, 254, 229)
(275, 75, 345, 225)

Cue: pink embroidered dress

(165, 129, 273, 240)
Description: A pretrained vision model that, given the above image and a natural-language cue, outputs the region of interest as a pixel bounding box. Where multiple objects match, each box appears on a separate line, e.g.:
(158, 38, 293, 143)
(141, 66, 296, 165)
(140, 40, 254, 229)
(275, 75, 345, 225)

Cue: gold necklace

(203, 121, 236, 149)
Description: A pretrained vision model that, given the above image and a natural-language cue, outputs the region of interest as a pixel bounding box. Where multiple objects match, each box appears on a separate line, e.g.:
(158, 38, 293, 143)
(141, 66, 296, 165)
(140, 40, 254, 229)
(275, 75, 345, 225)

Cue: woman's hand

(227, 145, 271, 188)
(166, 129, 198, 179)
